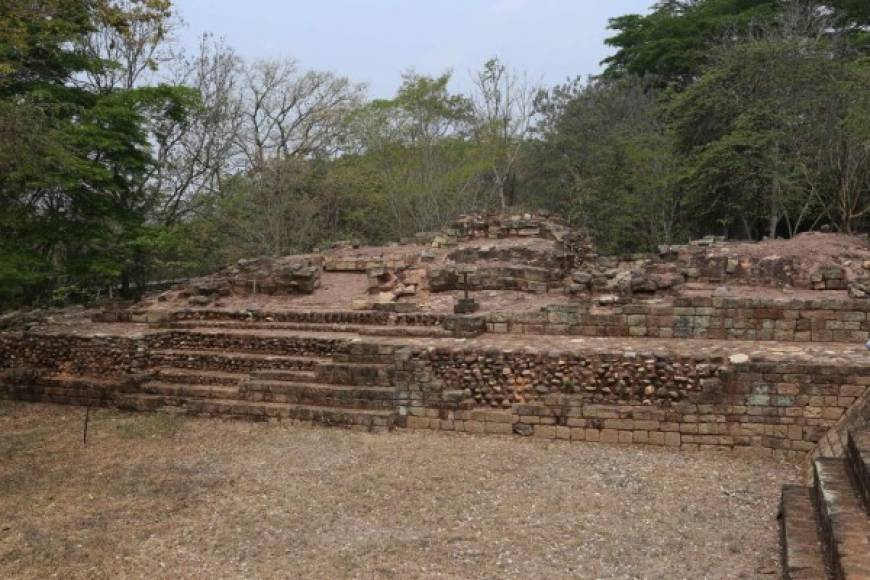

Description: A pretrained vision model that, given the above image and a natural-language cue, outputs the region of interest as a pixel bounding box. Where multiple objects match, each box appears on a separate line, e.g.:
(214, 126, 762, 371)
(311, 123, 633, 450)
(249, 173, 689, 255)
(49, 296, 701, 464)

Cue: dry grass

(0, 402, 802, 579)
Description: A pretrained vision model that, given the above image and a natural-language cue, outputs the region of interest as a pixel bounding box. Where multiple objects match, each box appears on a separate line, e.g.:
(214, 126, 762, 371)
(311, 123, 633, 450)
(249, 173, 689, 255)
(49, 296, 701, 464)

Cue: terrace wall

(486, 296, 870, 343)
(391, 345, 870, 459)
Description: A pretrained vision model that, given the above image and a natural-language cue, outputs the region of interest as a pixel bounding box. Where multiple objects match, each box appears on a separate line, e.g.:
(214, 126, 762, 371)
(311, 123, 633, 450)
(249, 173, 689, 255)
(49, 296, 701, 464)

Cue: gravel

(0, 401, 802, 579)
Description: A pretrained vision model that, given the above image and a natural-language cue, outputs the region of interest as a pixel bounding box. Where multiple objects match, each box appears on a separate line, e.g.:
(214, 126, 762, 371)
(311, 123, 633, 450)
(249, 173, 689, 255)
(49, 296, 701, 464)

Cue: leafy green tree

(603, 0, 778, 85)
(669, 35, 855, 237)
(0, 0, 193, 306)
(524, 76, 681, 253)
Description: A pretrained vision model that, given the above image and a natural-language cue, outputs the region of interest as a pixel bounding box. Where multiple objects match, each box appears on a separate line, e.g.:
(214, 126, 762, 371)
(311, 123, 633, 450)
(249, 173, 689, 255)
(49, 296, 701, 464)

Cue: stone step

(1, 375, 121, 407)
(246, 381, 396, 409)
(149, 349, 327, 372)
(119, 395, 396, 431)
(153, 367, 245, 386)
(140, 381, 240, 400)
(167, 309, 445, 327)
(847, 430, 870, 511)
(335, 342, 400, 364)
(249, 369, 317, 383)
(314, 362, 390, 386)
(813, 458, 870, 579)
(168, 320, 450, 338)
(780, 485, 829, 580)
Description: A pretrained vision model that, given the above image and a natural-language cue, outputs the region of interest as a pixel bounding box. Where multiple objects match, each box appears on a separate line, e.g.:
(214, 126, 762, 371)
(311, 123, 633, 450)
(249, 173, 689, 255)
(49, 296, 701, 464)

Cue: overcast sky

(173, 0, 653, 98)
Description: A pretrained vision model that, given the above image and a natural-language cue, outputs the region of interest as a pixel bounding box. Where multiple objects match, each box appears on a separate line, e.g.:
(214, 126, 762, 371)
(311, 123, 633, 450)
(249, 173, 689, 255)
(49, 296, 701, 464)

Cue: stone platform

(3, 214, 870, 578)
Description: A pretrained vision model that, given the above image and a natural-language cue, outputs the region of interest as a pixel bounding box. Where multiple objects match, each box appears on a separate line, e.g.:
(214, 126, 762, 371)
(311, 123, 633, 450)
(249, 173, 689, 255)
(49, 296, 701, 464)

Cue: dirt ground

(0, 401, 803, 580)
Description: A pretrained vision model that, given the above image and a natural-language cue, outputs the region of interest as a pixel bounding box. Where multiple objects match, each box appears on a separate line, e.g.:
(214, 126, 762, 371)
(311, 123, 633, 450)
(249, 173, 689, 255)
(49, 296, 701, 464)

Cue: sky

(173, 0, 653, 98)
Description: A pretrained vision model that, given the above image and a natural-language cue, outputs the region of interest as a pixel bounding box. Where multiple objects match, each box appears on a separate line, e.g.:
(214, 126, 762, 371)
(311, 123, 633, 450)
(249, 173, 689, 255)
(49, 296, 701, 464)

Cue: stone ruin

(182, 255, 322, 305)
(2, 210, 870, 578)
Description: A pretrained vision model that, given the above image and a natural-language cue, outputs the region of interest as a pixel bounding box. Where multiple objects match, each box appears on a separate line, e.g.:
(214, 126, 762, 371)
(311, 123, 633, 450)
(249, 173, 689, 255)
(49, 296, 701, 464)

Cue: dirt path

(0, 402, 801, 579)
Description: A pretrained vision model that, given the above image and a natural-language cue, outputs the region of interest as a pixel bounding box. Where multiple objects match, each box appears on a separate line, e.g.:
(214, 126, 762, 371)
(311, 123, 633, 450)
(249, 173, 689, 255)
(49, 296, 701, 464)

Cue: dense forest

(1, 0, 869, 307)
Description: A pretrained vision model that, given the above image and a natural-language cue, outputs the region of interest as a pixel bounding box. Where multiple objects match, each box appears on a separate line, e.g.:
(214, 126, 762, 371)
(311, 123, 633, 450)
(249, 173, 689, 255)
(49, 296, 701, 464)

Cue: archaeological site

(1, 211, 868, 578)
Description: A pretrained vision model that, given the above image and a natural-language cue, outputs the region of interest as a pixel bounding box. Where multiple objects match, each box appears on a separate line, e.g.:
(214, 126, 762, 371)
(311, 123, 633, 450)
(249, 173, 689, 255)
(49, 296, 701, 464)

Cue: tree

(603, 0, 778, 85)
(150, 34, 242, 225)
(344, 72, 483, 237)
(81, 0, 179, 92)
(0, 0, 193, 305)
(237, 58, 364, 169)
(668, 21, 857, 238)
(524, 76, 680, 252)
(471, 58, 537, 210)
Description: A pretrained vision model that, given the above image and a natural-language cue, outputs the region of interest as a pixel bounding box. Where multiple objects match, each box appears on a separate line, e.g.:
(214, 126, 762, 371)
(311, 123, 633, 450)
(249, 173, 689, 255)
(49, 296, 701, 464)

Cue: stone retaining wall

(428, 265, 559, 294)
(0, 333, 141, 375)
(3, 330, 868, 459)
(147, 331, 345, 357)
(391, 345, 869, 458)
(323, 253, 422, 273)
(486, 297, 870, 342)
(0, 331, 350, 376)
(169, 309, 446, 327)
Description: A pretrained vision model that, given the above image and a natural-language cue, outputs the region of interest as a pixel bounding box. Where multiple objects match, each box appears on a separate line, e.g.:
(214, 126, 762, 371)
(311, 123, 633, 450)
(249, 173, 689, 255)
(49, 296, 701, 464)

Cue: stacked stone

(427, 264, 556, 294)
(323, 253, 420, 272)
(482, 297, 870, 342)
(182, 255, 323, 305)
(394, 344, 866, 457)
(169, 308, 445, 327)
(399, 347, 718, 412)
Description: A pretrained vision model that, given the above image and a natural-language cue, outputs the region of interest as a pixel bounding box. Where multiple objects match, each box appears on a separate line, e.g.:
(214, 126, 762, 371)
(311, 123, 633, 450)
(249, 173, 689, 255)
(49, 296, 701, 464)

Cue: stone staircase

(163, 309, 451, 338)
(108, 330, 399, 433)
(780, 428, 870, 579)
(166, 319, 452, 338)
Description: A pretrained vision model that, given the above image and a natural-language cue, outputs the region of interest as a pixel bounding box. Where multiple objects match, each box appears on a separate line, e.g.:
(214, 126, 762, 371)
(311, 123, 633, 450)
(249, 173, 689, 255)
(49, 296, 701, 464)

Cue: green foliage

(0, 0, 194, 307)
(603, 0, 778, 84)
(523, 76, 680, 253)
(2, 0, 869, 310)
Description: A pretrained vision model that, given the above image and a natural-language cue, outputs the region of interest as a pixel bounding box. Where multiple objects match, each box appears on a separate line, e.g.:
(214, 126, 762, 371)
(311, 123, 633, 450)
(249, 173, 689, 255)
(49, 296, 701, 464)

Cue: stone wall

(0, 333, 140, 375)
(391, 345, 869, 458)
(0, 331, 350, 376)
(484, 296, 870, 342)
(147, 331, 345, 357)
(3, 327, 869, 459)
(184, 255, 323, 303)
(447, 244, 563, 269)
(169, 309, 446, 327)
(810, 383, 870, 461)
(428, 265, 559, 294)
(323, 253, 422, 273)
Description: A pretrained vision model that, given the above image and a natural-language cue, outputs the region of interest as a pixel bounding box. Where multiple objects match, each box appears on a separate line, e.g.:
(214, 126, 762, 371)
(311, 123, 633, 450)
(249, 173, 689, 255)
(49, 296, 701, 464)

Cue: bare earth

(0, 401, 802, 579)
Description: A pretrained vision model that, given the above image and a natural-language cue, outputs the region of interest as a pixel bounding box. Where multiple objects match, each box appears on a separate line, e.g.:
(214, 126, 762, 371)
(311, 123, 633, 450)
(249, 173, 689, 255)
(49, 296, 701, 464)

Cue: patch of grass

(0, 427, 53, 459)
(115, 413, 185, 440)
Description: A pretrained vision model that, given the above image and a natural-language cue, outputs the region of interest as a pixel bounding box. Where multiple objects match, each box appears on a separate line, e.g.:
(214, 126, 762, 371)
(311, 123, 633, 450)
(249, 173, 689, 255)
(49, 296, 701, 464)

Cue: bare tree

(150, 35, 244, 224)
(81, 0, 179, 91)
(471, 58, 538, 210)
(237, 59, 366, 169)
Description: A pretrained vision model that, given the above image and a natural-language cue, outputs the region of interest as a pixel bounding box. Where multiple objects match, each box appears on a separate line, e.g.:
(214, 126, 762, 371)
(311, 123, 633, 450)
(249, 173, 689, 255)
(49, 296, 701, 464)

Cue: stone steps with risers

(814, 455, 870, 579)
(847, 430, 870, 510)
(153, 367, 245, 386)
(140, 381, 240, 400)
(118, 394, 396, 432)
(0, 374, 122, 407)
(314, 362, 390, 386)
(334, 342, 401, 365)
(246, 380, 396, 409)
(780, 428, 870, 580)
(167, 308, 445, 328)
(149, 349, 327, 372)
(167, 320, 451, 338)
(250, 369, 317, 383)
(780, 485, 829, 580)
